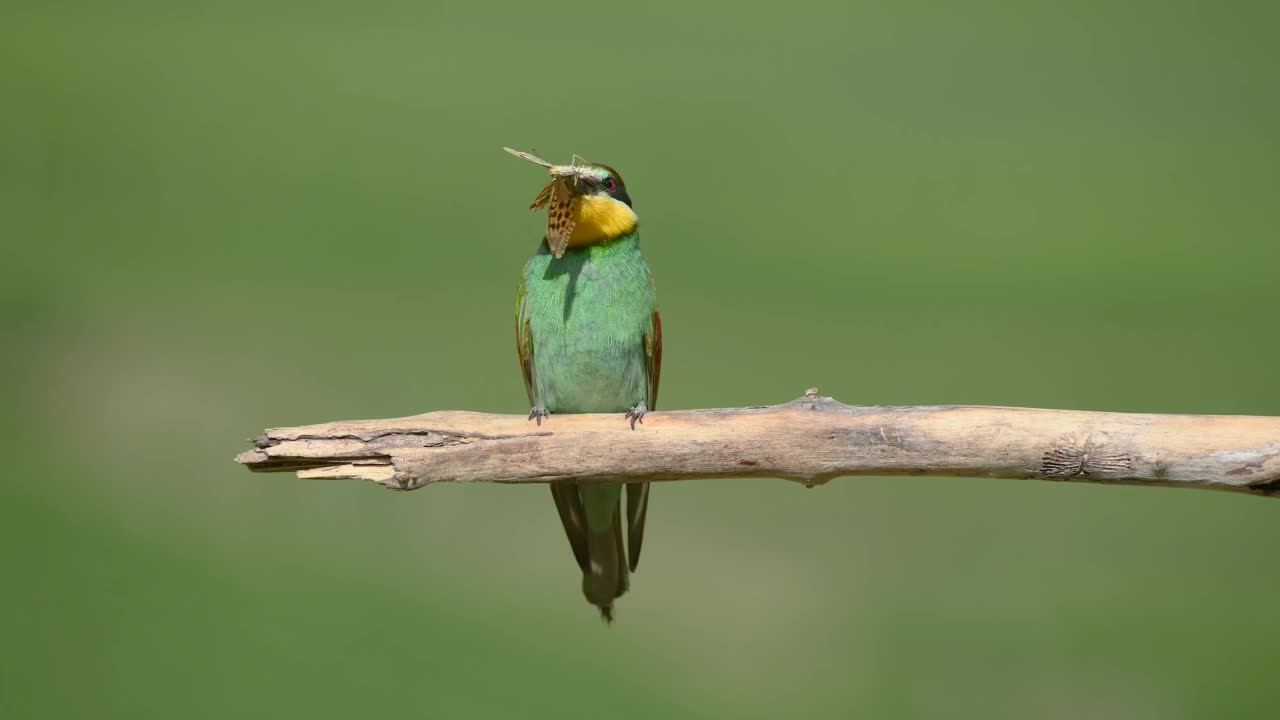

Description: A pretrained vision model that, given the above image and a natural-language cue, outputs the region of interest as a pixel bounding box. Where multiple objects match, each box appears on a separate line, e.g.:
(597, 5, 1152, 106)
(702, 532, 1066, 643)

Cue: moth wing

(546, 179, 576, 258)
(502, 147, 554, 168)
(529, 182, 554, 210)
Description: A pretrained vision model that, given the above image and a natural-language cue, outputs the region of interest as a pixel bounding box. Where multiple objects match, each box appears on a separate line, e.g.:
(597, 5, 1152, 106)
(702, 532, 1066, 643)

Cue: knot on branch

(1040, 433, 1133, 478)
(787, 386, 841, 412)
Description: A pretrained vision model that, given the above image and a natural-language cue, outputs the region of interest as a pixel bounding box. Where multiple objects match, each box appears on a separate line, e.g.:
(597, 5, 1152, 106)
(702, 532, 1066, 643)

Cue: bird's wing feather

(515, 276, 535, 406)
(551, 482, 591, 573)
(646, 310, 662, 411)
(519, 273, 591, 572)
(626, 309, 661, 572)
(625, 482, 649, 572)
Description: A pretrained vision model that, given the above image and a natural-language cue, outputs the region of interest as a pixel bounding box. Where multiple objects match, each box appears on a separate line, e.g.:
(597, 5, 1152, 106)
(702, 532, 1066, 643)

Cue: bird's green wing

(625, 310, 661, 572)
(519, 274, 591, 572)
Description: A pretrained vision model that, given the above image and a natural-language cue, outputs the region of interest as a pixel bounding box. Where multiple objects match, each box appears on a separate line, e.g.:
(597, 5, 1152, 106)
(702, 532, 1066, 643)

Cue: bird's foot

(528, 406, 550, 426)
(624, 402, 648, 431)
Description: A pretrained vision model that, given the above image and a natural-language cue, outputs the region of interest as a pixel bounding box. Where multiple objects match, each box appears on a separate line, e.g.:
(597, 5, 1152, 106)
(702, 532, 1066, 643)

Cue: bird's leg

(624, 401, 647, 431)
(528, 406, 551, 426)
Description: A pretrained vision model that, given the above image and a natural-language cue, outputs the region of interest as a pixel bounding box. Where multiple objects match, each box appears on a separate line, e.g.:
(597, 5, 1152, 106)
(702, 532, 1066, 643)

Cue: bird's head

(563, 162, 633, 208)
(504, 147, 638, 258)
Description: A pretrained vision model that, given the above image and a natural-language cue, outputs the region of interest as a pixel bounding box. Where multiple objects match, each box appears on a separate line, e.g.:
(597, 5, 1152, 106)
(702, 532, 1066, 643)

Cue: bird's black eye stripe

(612, 186, 632, 207)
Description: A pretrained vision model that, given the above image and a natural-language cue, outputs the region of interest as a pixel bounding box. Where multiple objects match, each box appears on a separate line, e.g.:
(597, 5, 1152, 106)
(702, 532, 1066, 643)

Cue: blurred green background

(3, 0, 1279, 717)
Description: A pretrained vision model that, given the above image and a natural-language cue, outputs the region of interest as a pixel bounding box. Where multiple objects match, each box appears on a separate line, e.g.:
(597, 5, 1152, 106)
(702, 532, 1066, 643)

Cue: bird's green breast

(520, 231, 656, 414)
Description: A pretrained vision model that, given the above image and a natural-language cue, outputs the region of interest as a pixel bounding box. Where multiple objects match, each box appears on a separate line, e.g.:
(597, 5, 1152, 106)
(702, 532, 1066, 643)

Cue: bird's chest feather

(522, 235, 655, 413)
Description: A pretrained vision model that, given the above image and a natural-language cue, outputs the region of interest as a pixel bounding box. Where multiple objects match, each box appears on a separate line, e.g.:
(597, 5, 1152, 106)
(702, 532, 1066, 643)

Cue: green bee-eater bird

(506, 147, 662, 622)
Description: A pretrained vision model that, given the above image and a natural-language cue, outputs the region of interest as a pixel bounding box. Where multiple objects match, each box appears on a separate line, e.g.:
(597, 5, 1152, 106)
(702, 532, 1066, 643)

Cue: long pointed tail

(581, 504, 628, 622)
(550, 481, 631, 622)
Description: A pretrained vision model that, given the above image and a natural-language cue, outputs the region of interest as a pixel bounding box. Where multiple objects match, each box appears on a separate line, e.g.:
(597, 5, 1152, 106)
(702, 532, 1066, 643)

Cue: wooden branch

(235, 390, 1280, 498)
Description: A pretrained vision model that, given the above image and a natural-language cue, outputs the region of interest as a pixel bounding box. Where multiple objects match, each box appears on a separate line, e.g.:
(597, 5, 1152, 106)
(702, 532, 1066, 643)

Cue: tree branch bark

(235, 390, 1280, 498)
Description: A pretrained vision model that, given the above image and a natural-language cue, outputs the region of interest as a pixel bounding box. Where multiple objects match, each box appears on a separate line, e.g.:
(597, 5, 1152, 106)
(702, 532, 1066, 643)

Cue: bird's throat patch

(566, 195, 638, 249)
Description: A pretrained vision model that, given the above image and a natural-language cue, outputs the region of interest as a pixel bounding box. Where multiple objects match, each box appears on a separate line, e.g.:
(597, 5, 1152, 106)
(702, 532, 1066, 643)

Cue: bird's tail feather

(581, 504, 629, 623)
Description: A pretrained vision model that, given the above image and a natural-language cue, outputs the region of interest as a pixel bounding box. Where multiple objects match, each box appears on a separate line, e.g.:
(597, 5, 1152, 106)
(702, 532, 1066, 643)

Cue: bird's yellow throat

(565, 195, 638, 249)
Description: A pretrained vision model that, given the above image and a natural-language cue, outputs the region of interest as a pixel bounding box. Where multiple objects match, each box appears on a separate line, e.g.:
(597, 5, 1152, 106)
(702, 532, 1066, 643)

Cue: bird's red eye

(605, 177, 616, 192)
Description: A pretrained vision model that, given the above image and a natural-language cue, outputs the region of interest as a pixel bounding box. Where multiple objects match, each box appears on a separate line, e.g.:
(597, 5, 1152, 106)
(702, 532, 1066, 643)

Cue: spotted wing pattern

(545, 179, 577, 258)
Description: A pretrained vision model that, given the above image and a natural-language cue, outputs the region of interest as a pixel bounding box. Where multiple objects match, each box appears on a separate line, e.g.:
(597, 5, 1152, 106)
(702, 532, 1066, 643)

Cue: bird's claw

(528, 406, 550, 426)
(625, 402, 647, 431)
